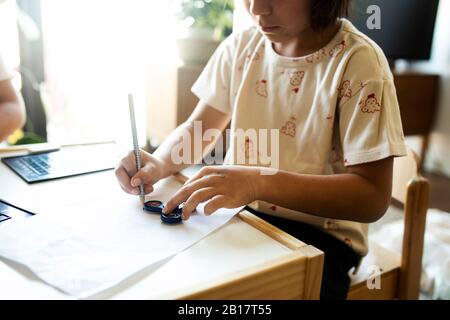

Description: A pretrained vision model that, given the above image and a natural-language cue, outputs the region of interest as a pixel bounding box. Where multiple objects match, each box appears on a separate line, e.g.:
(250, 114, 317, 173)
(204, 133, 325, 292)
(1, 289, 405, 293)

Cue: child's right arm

(115, 101, 231, 196)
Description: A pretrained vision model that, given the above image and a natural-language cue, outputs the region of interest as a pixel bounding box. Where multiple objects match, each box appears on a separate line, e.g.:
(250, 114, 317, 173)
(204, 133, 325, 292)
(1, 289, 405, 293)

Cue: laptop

(1, 143, 118, 184)
(0, 199, 34, 224)
(0, 143, 119, 224)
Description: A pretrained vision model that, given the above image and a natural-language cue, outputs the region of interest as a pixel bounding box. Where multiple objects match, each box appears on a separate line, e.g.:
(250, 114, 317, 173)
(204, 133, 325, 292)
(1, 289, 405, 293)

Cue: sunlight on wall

(0, 0, 20, 86)
(41, 0, 178, 149)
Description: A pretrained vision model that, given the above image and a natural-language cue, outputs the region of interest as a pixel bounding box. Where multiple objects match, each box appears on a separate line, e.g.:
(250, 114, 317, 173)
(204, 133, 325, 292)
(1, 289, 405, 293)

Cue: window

(0, 0, 20, 87)
(41, 0, 178, 147)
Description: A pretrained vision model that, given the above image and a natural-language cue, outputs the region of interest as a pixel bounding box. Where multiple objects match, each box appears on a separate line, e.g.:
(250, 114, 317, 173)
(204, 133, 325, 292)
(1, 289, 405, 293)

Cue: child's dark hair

(310, 0, 352, 31)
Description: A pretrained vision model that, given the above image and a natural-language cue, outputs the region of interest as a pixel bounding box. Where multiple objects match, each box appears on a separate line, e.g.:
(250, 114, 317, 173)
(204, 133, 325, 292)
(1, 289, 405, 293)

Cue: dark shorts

(244, 206, 361, 300)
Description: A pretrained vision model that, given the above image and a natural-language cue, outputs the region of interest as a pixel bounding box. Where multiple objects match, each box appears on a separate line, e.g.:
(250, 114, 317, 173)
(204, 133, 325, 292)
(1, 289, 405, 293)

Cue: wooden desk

(393, 71, 440, 169)
(0, 146, 324, 299)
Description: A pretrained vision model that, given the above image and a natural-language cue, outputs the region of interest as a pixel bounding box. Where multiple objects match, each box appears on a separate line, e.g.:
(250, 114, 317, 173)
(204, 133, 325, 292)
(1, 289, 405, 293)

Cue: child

(115, 0, 406, 299)
(0, 52, 26, 142)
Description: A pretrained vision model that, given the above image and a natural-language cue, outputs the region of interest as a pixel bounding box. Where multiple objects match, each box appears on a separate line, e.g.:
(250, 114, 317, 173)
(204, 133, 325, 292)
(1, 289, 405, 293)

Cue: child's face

(243, 0, 312, 42)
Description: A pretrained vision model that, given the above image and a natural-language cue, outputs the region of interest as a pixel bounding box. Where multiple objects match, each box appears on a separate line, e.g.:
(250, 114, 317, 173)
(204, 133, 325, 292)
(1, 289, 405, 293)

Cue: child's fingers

(203, 195, 227, 216)
(184, 165, 219, 185)
(164, 174, 223, 214)
(121, 151, 140, 176)
(114, 166, 134, 194)
(116, 151, 160, 196)
(181, 187, 216, 219)
(143, 184, 154, 195)
(131, 164, 158, 188)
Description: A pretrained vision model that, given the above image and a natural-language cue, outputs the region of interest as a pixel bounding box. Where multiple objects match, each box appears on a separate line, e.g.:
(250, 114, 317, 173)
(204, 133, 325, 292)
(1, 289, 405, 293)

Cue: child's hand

(163, 166, 260, 220)
(115, 150, 166, 196)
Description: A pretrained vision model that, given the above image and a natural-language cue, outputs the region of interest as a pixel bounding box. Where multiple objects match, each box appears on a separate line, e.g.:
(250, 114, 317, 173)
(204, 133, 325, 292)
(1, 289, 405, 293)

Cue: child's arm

(255, 158, 393, 223)
(0, 79, 26, 142)
(115, 101, 230, 195)
(152, 101, 230, 177)
(164, 158, 393, 223)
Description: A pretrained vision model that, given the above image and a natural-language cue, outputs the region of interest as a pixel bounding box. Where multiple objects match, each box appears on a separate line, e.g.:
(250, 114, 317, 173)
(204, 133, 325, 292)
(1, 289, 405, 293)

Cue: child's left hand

(163, 166, 260, 220)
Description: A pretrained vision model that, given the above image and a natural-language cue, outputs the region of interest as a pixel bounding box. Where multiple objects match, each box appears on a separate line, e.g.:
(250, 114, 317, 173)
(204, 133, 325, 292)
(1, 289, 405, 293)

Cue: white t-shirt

(192, 19, 407, 256)
(0, 53, 14, 82)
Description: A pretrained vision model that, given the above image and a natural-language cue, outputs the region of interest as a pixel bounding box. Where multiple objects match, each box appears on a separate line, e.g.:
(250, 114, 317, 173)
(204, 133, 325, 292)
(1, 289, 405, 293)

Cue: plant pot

(176, 27, 220, 64)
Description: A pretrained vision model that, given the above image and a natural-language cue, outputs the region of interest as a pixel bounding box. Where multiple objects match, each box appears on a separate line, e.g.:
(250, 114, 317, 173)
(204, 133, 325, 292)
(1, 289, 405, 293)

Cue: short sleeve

(338, 79, 407, 166)
(0, 53, 14, 82)
(191, 34, 237, 114)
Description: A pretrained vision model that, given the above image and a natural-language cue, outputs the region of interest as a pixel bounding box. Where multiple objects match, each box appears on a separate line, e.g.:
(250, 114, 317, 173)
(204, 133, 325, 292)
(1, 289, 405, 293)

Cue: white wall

(0, 0, 20, 87)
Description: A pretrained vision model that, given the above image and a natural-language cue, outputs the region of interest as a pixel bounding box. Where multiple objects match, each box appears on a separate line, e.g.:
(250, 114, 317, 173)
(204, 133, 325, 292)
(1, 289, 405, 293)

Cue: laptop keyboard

(16, 156, 51, 175)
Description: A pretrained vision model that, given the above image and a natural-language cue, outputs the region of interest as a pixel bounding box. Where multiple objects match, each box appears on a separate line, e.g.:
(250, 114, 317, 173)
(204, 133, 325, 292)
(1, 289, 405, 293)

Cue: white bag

(371, 208, 450, 300)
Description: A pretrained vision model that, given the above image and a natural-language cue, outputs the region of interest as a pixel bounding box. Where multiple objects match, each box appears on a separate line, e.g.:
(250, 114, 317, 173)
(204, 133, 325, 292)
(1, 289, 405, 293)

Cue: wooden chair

(176, 146, 429, 300)
(348, 147, 430, 299)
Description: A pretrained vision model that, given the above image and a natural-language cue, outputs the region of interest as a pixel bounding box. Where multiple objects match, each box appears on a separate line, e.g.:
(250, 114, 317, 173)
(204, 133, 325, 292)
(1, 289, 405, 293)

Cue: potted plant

(175, 0, 234, 63)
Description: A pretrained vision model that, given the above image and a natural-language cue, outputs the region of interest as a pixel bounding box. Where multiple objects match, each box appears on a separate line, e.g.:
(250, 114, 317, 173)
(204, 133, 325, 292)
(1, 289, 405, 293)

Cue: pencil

(128, 93, 145, 203)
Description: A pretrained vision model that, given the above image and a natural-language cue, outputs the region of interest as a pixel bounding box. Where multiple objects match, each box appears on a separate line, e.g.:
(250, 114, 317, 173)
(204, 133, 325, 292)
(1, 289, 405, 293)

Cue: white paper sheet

(0, 177, 240, 298)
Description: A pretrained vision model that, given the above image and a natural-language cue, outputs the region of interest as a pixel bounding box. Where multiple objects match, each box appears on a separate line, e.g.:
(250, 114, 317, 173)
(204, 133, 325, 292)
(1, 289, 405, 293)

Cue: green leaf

(176, 0, 234, 39)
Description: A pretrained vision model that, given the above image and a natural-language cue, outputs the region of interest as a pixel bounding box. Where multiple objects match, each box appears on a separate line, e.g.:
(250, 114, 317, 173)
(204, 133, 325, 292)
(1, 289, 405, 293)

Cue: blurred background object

(347, 0, 450, 180)
(348, 1, 441, 171)
(349, 0, 439, 64)
(16, 0, 47, 144)
(175, 0, 234, 64)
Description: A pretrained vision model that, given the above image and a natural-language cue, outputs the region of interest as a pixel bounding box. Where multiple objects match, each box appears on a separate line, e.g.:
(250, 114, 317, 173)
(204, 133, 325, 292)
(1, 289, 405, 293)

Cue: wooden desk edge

(168, 172, 324, 299)
(165, 209, 324, 300)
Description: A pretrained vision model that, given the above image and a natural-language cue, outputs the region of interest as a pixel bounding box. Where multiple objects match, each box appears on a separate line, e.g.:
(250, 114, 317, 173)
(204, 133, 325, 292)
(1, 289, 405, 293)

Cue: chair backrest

(392, 148, 421, 204)
(391, 147, 430, 299)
